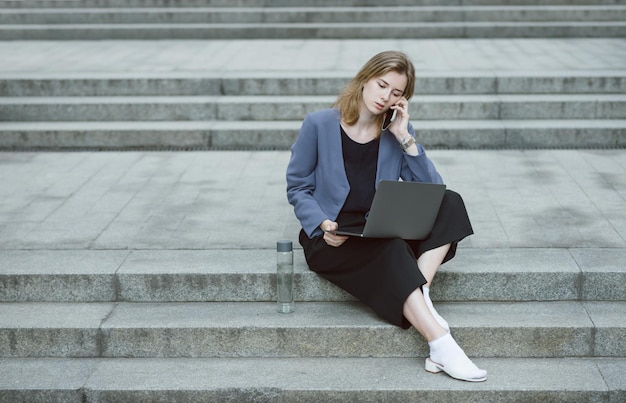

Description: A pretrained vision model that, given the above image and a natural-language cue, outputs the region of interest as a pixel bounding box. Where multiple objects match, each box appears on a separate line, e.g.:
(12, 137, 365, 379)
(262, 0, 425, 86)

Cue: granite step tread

(0, 357, 624, 402)
(1, 248, 625, 303)
(0, 300, 624, 358)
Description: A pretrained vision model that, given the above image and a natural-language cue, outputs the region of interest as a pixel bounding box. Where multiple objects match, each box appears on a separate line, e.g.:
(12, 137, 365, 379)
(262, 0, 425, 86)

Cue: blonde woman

(286, 51, 486, 382)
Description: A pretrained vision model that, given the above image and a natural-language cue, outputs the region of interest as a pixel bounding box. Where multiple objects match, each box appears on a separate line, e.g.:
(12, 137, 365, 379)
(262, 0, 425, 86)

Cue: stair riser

(1, 325, 618, 358)
(2, 270, 624, 303)
(3, 76, 626, 96)
(49, 390, 624, 403)
(1, 126, 624, 149)
(0, 329, 101, 358)
(1, 24, 625, 40)
(3, 249, 623, 303)
(0, 0, 447, 8)
(3, 9, 624, 24)
(0, 0, 623, 8)
(0, 129, 215, 149)
(103, 327, 602, 358)
(3, 100, 624, 121)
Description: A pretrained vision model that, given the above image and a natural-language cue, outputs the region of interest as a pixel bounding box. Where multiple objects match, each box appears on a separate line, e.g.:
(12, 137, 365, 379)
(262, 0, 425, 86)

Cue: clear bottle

(276, 240, 294, 313)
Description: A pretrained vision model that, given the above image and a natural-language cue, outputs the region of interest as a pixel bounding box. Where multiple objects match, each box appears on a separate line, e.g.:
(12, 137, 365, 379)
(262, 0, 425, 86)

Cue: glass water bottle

(276, 240, 294, 313)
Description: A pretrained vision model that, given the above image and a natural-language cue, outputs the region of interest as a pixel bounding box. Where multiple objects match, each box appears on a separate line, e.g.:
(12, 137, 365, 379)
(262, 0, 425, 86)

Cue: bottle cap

(276, 240, 292, 252)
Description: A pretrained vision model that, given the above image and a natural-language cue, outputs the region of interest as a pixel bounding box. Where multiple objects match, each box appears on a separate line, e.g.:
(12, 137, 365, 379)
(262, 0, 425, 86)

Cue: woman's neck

(341, 112, 380, 144)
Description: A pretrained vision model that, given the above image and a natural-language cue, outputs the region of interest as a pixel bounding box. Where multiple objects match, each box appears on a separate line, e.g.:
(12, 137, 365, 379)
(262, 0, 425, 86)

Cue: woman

(286, 51, 486, 382)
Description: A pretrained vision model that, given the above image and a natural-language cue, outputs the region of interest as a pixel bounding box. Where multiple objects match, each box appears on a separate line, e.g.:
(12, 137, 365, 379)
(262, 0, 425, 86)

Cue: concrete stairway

(1, 2, 625, 401)
(2, 71, 626, 150)
(1, 1, 625, 151)
(1, 0, 626, 39)
(0, 148, 625, 399)
(1, 246, 625, 400)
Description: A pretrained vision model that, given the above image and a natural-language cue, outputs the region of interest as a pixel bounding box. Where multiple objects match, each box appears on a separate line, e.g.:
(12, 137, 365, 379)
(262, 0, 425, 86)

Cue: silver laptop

(331, 180, 446, 240)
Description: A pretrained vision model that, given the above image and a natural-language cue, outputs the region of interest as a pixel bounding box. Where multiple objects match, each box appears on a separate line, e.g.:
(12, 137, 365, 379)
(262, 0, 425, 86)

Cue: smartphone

(381, 109, 397, 131)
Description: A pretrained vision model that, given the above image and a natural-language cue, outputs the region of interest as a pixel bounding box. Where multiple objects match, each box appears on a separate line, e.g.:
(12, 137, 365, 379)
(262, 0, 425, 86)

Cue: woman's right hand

(321, 219, 349, 248)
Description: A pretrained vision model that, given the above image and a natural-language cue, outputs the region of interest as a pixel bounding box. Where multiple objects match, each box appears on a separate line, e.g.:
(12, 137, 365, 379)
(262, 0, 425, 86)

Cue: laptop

(330, 180, 446, 240)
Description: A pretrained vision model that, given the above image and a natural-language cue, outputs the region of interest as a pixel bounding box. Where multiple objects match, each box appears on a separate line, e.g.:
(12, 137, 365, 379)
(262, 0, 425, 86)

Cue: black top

(340, 126, 379, 215)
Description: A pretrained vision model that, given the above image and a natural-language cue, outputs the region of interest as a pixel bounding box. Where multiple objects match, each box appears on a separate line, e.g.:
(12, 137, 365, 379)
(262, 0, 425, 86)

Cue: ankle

(428, 333, 464, 363)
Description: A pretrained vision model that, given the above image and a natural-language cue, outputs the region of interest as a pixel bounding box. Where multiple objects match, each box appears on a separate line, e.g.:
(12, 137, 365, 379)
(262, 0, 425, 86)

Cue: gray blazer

(286, 108, 443, 238)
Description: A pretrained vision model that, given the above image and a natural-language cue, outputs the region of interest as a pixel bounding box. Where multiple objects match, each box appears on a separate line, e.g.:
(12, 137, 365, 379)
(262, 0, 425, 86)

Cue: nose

(381, 89, 391, 101)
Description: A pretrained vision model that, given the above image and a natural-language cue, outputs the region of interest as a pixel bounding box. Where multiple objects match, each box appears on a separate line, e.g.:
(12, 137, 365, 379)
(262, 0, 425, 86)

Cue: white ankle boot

(426, 333, 487, 382)
(423, 286, 450, 332)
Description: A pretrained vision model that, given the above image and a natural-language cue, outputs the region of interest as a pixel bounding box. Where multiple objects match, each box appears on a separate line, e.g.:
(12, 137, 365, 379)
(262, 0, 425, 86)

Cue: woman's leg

(417, 243, 451, 330)
(402, 288, 447, 342)
(417, 243, 451, 287)
(403, 288, 487, 382)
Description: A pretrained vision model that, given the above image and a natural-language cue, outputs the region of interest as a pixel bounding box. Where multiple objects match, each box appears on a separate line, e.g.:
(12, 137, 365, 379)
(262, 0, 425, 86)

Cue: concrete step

(0, 357, 624, 402)
(3, 356, 625, 401)
(2, 94, 625, 121)
(1, 119, 624, 149)
(2, 21, 625, 39)
(1, 0, 624, 7)
(0, 300, 624, 358)
(4, 72, 625, 96)
(0, 95, 333, 122)
(2, 6, 625, 24)
(1, 249, 625, 303)
(4, 73, 626, 96)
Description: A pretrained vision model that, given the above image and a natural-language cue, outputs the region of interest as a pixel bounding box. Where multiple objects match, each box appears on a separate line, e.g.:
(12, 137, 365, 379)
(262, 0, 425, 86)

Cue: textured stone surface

(0, 27, 625, 402)
(0, 357, 621, 402)
(9, 95, 622, 122)
(1, 151, 625, 250)
(584, 302, 626, 357)
(0, 250, 128, 302)
(117, 249, 279, 302)
(0, 303, 113, 357)
(572, 249, 626, 301)
(2, 248, 624, 303)
(0, 300, 612, 359)
(433, 248, 581, 301)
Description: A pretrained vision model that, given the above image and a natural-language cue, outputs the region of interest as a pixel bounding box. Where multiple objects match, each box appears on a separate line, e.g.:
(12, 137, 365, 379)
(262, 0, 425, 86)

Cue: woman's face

(361, 71, 407, 117)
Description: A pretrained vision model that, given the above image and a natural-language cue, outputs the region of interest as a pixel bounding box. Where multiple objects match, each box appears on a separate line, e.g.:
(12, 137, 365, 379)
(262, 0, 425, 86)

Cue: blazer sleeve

(286, 114, 330, 237)
(400, 124, 444, 184)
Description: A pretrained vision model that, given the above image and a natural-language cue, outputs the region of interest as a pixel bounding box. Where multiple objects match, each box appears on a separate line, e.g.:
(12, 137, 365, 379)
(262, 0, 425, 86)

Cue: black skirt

(299, 190, 474, 329)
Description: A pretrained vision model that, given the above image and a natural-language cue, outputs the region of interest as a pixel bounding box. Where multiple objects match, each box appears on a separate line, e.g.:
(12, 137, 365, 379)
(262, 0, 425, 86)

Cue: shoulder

(295, 109, 341, 149)
(304, 108, 340, 124)
(298, 109, 341, 139)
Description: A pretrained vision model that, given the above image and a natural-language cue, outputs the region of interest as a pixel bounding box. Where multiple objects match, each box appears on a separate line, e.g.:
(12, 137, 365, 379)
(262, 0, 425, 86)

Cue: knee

(386, 238, 416, 258)
(442, 190, 466, 209)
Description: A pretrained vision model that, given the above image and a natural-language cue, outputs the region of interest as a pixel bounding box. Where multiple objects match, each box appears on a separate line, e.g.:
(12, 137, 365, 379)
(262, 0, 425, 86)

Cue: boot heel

(425, 358, 443, 374)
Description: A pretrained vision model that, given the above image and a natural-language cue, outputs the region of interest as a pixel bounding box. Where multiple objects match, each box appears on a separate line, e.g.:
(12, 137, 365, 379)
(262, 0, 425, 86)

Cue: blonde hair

(333, 51, 415, 126)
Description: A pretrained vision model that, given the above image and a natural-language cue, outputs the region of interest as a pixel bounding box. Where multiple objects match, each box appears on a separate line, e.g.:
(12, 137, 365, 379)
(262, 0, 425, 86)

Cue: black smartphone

(381, 109, 397, 131)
